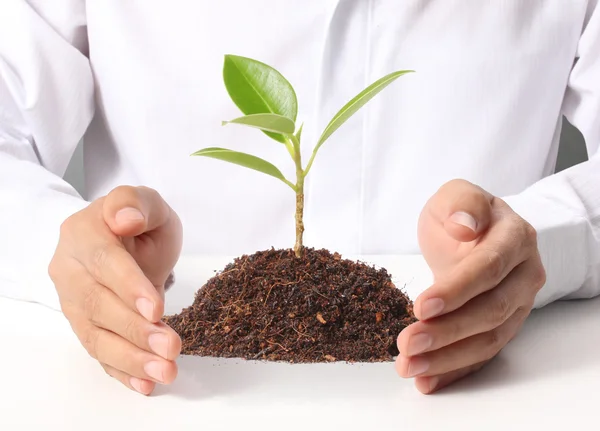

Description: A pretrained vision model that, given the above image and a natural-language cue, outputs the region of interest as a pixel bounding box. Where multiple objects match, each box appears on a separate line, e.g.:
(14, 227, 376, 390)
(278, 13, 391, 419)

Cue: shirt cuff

(0, 192, 89, 311)
(501, 189, 593, 309)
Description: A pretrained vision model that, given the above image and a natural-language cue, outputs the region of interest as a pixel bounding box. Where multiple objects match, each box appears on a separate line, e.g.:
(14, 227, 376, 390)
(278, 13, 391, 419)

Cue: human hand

(396, 179, 546, 394)
(49, 186, 183, 395)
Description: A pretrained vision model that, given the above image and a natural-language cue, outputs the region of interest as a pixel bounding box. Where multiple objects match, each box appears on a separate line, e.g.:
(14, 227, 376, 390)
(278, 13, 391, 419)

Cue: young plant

(193, 55, 413, 258)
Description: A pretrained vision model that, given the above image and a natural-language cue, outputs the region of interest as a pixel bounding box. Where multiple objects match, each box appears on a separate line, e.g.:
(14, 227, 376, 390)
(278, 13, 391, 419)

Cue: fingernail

(115, 207, 144, 225)
(429, 376, 439, 392)
(407, 333, 433, 356)
(420, 298, 445, 320)
(144, 361, 164, 383)
(149, 333, 170, 358)
(450, 211, 477, 232)
(408, 357, 429, 377)
(136, 298, 155, 321)
(130, 377, 147, 394)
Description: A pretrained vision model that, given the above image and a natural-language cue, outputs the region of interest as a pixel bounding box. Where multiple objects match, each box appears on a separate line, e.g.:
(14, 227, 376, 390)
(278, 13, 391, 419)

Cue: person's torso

(82, 0, 588, 256)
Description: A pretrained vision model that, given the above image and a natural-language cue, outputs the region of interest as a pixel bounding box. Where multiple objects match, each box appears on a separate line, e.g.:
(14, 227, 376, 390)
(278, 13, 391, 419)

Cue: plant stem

(295, 186, 304, 257)
(303, 146, 318, 177)
(284, 140, 296, 160)
(291, 135, 304, 258)
(282, 178, 297, 192)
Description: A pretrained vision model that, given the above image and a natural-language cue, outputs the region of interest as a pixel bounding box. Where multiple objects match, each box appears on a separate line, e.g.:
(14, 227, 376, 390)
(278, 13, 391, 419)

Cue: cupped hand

(396, 179, 546, 394)
(49, 186, 183, 395)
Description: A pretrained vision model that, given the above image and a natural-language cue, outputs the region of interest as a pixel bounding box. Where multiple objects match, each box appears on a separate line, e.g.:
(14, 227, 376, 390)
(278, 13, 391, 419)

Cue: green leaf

(223, 55, 298, 143)
(222, 113, 295, 136)
(191, 147, 294, 189)
(315, 70, 414, 151)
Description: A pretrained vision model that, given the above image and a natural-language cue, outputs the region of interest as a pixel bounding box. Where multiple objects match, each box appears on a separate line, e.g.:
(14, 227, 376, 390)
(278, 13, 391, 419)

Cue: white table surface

(1, 254, 599, 430)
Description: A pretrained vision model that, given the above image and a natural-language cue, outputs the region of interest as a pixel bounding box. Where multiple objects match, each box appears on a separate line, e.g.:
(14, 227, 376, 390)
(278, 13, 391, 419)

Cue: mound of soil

(163, 248, 416, 363)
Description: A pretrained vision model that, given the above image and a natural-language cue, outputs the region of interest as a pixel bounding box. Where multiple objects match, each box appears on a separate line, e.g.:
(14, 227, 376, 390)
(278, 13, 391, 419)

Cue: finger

(73, 321, 178, 384)
(101, 186, 183, 289)
(395, 307, 528, 378)
(101, 363, 156, 396)
(76, 239, 164, 322)
(414, 361, 488, 395)
(102, 186, 173, 237)
(70, 275, 181, 360)
(426, 179, 493, 242)
(51, 252, 159, 323)
(397, 259, 541, 356)
(414, 215, 535, 320)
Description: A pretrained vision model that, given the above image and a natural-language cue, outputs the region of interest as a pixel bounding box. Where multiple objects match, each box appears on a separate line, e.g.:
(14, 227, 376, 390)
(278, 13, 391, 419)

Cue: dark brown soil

(163, 248, 417, 363)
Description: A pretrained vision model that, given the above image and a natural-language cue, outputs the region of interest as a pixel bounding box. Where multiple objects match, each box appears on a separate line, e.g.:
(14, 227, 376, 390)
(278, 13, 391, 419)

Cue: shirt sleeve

(0, 0, 94, 309)
(502, 0, 600, 309)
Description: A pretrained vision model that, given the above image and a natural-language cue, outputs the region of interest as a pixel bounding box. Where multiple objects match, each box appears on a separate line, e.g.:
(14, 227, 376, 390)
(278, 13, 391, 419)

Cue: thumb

(102, 186, 172, 237)
(428, 179, 493, 242)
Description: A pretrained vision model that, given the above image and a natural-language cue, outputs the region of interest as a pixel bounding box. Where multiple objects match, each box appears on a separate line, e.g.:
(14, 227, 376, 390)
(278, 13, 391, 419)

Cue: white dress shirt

(0, 0, 599, 311)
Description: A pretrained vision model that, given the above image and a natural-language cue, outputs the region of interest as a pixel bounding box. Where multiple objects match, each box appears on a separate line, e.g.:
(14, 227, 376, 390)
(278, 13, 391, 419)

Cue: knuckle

(531, 261, 547, 290)
(523, 222, 537, 243)
(47, 257, 60, 282)
(59, 208, 89, 238)
(123, 317, 141, 344)
(82, 285, 103, 324)
(488, 290, 512, 325)
(82, 328, 100, 359)
(519, 220, 539, 252)
(514, 305, 531, 320)
(91, 243, 112, 282)
(58, 217, 78, 245)
(484, 248, 506, 282)
(59, 215, 75, 237)
(484, 328, 504, 359)
(58, 220, 70, 239)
